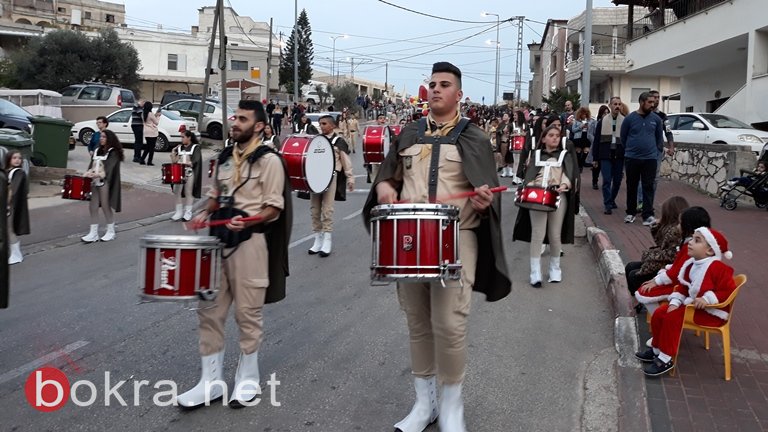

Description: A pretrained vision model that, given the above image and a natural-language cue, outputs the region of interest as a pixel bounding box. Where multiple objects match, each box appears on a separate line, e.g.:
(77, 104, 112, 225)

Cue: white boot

(439, 383, 467, 432)
(507, 166, 515, 178)
(170, 204, 184, 221)
(319, 232, 332, 257)
(176, 351, 226, 408)
(229, 351, 260, 409)
(394, 376, 438, 432)
(530, 257, 542, 287)
(8, 242, 22, 264)
(499, 166, 508, 177)
(183, 205, 193, 222)
(100, 223, 116, 242)
(548, 256, 562, 283)
(308, 232, 323, 255)
(81, 224, 100, 243)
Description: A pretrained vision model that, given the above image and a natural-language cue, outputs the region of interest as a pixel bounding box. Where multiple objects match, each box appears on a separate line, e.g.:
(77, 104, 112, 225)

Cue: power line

(376, 0, 499, 24)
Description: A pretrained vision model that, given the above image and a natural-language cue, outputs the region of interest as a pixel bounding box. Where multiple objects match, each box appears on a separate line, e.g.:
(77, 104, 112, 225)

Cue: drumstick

(184, 215, 263, 231)
(394, 186, 507, 204)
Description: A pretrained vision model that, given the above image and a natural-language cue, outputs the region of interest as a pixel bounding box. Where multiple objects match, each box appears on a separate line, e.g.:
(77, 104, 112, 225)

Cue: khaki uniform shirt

(347, 118, 359, 133)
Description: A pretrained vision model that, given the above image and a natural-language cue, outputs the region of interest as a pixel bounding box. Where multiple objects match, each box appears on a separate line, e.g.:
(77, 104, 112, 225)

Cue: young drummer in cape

(169, 131, 202, 222)
(5, 150, 29, 264)
(81, 129, 122, 243)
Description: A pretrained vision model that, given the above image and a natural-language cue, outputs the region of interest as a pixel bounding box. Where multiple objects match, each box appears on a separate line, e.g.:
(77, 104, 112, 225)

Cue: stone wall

(659, 142, 758, 196)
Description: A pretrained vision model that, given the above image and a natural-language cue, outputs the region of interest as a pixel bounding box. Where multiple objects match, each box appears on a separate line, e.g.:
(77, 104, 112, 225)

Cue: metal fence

(631, 0, 730, 40)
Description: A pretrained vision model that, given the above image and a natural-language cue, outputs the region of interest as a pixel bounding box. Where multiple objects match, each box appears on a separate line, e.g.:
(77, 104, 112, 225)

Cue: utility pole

(266, 17, 273, 101)
(293, 0, 299, 104)
(350, 57, 354, 81)
(582, 0, 593, 109)
(494, 16, 500, 106)
(514, 16, 524, 108)
(199, 3, 219, 129)
(217, 0, 227, 138)
(385, 62, 388, 102)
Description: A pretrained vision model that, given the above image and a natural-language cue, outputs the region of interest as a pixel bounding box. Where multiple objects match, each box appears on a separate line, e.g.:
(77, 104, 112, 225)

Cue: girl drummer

(169, 130, 202, 222)
(81, 129, 123, 243)
(6, 150, 29, 264)
(513, 124, 578, 287)
(263, 124, 280, 150)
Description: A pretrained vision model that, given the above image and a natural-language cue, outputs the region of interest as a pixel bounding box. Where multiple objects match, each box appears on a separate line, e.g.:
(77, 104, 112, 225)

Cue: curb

(579, 206, 651, 432)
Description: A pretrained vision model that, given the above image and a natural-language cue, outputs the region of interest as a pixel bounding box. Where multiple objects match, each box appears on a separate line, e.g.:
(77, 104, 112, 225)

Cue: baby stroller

(719, 172, 768, 211)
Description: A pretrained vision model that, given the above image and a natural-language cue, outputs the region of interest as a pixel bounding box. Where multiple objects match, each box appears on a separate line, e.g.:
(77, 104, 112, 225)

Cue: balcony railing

(629, 0, 730, 41)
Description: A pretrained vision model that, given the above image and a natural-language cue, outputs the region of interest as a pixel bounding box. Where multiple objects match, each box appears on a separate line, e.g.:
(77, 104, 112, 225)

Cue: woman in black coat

(5, 150, 29, 264)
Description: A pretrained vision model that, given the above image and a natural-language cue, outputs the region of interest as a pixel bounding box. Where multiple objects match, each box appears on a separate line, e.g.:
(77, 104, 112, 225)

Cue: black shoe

(635, 348, 656, 363)
(592, 184, 598, 190)
(133, 157, 141, 163)
(139, 160, 146, 165)
(634, 303, 646, 314)
(531, 281, 542, 288)
(147, 162, 155, 166)
(643, 357, 675, 376)
(604, 209, 612, 215)
(611, 203, 618, 209)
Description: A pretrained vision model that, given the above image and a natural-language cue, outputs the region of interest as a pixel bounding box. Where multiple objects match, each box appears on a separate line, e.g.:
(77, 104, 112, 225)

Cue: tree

(278, 9, 314, 97)
(315, 83, 331, 109)
(10, 28, 141, 92)
(542, 88, 581, 113)
(330, 82, 358, 113)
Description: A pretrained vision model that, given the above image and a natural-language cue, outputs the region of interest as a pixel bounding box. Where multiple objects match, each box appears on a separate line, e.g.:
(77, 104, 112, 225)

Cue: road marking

(343, 208, 363, 220)
(0, 340, 90, 385)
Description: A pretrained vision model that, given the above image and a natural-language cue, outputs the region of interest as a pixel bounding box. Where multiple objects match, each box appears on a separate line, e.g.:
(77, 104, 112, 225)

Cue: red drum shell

(363, 126, 391, 164)
(61, 175, 92, 201)
(162, 163, 185, 184)
(512, 135, 525, 152)
(515, 186, 560, 211)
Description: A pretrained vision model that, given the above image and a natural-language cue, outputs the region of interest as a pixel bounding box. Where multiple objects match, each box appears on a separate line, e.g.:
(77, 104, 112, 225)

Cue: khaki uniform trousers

(198, 233, 269, 356)
(397, 229, 477, 385)
(172, 171, 194, 206)
(310, 174, 337, 233)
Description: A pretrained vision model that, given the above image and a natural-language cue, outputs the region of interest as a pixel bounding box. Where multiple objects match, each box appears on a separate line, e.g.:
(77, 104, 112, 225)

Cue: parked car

(667, 113, 768, 154)
(71, 108, 200, 152)
(59, 83, 135, 108)
(303, 112, 343, 131)
(0, 98, 33, 133)
(160, 99, 234, 140)
(160, 91, 221, 107)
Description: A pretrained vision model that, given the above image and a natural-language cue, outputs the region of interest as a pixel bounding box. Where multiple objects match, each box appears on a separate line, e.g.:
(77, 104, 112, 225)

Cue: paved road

(0, 147, 618, 431)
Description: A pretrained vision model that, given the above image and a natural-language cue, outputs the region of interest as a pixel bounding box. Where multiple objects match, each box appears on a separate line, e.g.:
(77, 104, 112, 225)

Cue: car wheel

(207, 123, 223, 140)
(155, 134, 170, 152)
(79, 128, 94, 145)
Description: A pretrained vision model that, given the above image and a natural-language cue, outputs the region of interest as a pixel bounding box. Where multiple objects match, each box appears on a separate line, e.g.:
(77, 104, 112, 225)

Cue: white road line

(288, 233, 315, 249)
(0, 340, 90, 385)
(343, 208, 363, 220)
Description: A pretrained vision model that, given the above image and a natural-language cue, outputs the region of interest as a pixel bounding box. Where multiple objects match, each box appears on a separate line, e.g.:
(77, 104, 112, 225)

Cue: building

(312, 71, 393, 103)
(1, 0, 125, 31)
(615, 0, 767, 127)
(527, 42, 543, 107)
(536, 19, 568, 105)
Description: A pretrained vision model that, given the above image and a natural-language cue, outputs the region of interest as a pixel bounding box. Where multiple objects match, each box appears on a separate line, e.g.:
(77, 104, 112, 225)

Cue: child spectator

(722, 160, 766, 190)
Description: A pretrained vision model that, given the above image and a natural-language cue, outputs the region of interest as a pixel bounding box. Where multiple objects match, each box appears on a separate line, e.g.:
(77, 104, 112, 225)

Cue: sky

(116, 0, 616, 103)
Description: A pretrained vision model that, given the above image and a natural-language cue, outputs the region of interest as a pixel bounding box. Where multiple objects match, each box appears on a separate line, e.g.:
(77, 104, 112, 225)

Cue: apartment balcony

(612, 0, 730, 41)
(565, 52, 627, 84)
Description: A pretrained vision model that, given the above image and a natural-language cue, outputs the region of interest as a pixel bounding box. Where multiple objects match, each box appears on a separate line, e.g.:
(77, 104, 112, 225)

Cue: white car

(71, 108, 200, 152)
(160, 99, 234, 140)
(667, 113, 768, 154)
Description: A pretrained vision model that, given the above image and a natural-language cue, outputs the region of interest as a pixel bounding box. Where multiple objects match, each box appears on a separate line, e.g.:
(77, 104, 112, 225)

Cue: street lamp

(330, 34, 348, 85)
(482, 11, 500, 106)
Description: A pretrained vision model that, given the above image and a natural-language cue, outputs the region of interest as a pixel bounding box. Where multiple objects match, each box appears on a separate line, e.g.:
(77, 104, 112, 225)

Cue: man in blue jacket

(620, 92, 664, 225)
(87, 116, 108, 157)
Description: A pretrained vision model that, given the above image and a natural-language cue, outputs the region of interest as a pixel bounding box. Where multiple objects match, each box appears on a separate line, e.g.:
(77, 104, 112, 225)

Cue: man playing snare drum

(180, 100, 292, 409)
(363, 62, 511, 432)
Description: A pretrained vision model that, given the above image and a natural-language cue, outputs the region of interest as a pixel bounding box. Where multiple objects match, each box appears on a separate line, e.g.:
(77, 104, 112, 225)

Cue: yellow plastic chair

(671, 274, 747, 381)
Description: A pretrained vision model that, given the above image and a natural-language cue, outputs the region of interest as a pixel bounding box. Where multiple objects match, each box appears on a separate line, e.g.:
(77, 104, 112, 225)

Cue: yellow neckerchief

(419, 109, 461, 161)
(232, 133, 263, 184)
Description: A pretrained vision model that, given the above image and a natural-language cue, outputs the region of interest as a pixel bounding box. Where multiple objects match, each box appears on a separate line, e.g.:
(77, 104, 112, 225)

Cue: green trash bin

(30, 116, 74, 168)
(0, 128, 34, 175)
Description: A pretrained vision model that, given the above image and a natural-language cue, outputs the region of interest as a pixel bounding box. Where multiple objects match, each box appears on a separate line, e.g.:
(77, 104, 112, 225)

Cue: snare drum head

(306, 135, 335, 193)
(382, 126, 391, 158)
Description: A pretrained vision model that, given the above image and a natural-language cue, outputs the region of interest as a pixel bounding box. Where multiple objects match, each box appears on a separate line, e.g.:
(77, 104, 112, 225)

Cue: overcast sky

(117, 0, 616, 103)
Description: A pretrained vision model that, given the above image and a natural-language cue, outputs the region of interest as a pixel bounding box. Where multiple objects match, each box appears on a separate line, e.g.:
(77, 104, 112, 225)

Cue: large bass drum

(281, 134, 336, 193)
(363, 125, 391, 164)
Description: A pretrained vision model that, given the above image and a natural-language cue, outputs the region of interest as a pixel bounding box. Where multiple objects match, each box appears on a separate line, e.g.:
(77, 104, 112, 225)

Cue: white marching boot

(229, 351, 260, 408)
(170, 204, 184, 221)
(548, 256, 562, 283)
(8, 242, 22, 264)
(394, 376, 438, 432)
(308, 232, 323, 255)
(499, 166, 508, 177)
(530, 257, 542, 288)
(183, 205, 194, 222)
(319, 232, 332, 257)
(439, 383, 467, 432)
(100, 223, 116, 242)
(81, 224, 100, 243)
(176, 351, 226, 408)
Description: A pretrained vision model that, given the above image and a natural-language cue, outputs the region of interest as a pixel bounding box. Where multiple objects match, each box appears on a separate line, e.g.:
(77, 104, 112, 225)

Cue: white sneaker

(170, 204, 184, 221)
(642, 216, 657, 226)
(623, 215, 636, 224)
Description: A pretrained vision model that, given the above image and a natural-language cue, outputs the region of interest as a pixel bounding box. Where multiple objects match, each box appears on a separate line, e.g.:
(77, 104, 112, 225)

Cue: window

(57, 7, 66, 13)
(77, 86, 110, 101)
(84, 11, 91, 19)
(105, 14, 115, 23)
(120, 90, 135, 105)
(205, 104, 216, 114)
(108, 110, 132, 123)
(60, 86, 80, 97)
(168, 101, 193, 111)
(168, 54, 178, 71)
(631, 87, 651, 101)
(674, 115, 700, 131)
(231, 60, 248, 71)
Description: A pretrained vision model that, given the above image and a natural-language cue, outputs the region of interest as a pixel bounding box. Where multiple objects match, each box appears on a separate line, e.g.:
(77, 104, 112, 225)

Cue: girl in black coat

(6, 150, 29, 264)
(81, 129, 123, 243)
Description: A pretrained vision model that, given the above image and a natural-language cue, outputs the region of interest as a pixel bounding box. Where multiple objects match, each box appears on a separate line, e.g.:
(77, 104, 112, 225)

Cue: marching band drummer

(181, 100, 292, 409)
(262, 124, 280, 150)
(512, 125, 578, 287)
(81, 129, 123, 243)
(346, 111, 360, 153)
(169, 131, 202, 222)
(363, 62, 511, 432)
(294, 113, 319, 135)
(5, 150, 29, 264)
(306, 114, 354, 257)
(367, 113, 391, 183)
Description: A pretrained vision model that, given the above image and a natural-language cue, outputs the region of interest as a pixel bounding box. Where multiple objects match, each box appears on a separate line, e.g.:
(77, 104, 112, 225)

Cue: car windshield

(699, 114, 753, 129)
(0, 99, 32, 118)
(160, 110, 183, 121)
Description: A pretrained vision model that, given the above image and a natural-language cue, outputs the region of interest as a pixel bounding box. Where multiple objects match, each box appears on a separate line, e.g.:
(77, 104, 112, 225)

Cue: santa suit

(635, 241, 690, 308)
(651, 258, 736, 357)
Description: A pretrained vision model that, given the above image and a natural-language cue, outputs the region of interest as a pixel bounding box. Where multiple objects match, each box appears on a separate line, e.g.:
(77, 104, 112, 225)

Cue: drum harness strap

(415, 117, 470, 203)
(533, 148, 567, 189)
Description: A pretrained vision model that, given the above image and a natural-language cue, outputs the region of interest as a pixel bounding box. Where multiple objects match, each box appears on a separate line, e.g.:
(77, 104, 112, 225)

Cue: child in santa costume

(635, 206, 712, 316)
(635, 227, 736, 376)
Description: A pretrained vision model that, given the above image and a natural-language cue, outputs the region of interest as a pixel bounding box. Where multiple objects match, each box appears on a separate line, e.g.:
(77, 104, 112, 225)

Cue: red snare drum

(512, 135, 525, 152)
(515, 186, 561, 212)
(370, 204, 461, 282)
(363, 125, 391, 164)
(138, 235, 221, 303)
(162, 163, 185, 184)
(389, 125, 402, 137)
(208, 159, 216, 178)
(61, 175, 92, 201)
(281, 134, 335, 193)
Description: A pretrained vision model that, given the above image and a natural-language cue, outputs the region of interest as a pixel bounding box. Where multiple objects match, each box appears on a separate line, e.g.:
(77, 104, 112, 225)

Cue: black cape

(0, 170, 7, 308)
(88, 147, 121, 212)
(513, 144, 580, 244)
(330, 134, 350, 202)
(172, 144, 202, 199)
(216, 145, 292, 304)
(362, 120, 511, 302)
(8, 168, 30, 235)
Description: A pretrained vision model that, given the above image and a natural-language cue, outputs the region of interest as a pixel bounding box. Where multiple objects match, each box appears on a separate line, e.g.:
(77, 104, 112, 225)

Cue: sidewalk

(579, 171, 768, 431)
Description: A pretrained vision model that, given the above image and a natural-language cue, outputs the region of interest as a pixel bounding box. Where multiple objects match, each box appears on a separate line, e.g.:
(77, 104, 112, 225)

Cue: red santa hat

(695, 227, 733, 260)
